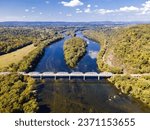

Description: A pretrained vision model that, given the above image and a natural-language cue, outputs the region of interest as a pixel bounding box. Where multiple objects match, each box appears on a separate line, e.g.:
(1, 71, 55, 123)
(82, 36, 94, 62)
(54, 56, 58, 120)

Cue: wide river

(35, 32, 150, 113)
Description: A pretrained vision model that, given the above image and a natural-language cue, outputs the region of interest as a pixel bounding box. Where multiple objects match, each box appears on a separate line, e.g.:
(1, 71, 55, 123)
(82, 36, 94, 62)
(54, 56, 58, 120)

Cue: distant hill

(0, 21, 149, 27)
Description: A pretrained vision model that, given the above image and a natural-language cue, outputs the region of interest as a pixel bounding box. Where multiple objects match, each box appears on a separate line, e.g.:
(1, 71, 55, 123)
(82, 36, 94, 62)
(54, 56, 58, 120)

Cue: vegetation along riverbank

(0, 27, 63, 72)
(0, 74, 38, 112)
(84, 24, 150, 108)
(64, 37, 87, 68)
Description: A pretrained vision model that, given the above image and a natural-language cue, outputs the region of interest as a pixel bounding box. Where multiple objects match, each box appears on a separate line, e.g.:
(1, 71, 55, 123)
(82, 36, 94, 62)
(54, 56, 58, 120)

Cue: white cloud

(61, 0, 83, 7)
(25, 9, 29, 12)
(119, 6, 139, 12)
(76, 8, 82, 13)
(84, 8, 91, 13)
(95, 9, 115, 14)
(66, 13, 72, 16)
(87, 4, 91, 8)
(82, 1, 150, 16)
(95, 6, 139, 15)
(141, 1, 150, 14)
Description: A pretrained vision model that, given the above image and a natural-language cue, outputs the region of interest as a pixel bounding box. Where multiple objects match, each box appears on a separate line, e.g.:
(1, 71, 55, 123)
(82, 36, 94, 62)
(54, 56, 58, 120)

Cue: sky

(0, 0, 150, 22)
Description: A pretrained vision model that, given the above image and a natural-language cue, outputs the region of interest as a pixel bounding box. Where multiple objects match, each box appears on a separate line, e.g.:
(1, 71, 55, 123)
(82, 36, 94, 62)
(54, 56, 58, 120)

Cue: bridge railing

(1, 72, 149, 80)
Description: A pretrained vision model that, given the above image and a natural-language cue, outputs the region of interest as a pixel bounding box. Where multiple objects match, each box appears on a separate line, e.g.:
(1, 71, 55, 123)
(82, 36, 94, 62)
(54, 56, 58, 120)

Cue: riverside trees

(64, 37, 87, 68)
(0, 74, 38, 112)
(84, 24, 150, 108)
(83, 24, 150, 74)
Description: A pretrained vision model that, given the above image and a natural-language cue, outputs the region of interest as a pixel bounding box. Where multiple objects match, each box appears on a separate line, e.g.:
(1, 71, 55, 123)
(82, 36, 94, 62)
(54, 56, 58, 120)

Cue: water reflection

(37, 79, 150, 113)
(34, 32, 100, 72)
(88, 50, 99, 59)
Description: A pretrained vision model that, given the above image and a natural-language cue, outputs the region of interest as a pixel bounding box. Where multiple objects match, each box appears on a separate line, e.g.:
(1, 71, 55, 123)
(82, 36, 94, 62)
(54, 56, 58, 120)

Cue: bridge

(0, 72, 150, 80)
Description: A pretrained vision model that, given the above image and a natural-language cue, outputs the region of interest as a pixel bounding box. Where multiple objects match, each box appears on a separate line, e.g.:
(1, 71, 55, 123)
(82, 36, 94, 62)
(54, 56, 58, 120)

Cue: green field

(0, 44, 36, 69)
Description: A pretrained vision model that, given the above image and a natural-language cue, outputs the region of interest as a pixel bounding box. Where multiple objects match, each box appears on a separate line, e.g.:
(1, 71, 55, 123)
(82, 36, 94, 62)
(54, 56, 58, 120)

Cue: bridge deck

(0, 72, 150, 80)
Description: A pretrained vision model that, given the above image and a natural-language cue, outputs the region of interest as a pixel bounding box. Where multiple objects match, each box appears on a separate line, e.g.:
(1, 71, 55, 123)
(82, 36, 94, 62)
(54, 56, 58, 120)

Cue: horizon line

(0, 20, 150, 23)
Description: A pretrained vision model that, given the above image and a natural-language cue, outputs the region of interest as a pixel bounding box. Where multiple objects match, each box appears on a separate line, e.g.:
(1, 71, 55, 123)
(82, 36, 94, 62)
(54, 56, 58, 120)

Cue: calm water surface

(35, 32, 100, 72)
(35, 32, 150, 113)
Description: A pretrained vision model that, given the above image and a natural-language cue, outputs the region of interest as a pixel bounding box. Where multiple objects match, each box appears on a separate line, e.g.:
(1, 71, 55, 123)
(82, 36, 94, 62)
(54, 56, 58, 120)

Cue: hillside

(84, 24, 150, 108)
(84, 25, 150, 74)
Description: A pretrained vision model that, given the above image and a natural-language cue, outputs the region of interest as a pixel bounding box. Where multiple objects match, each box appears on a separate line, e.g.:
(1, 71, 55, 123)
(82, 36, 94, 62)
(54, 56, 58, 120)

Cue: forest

(109, 75, 150, 108)
(0, 27, 61, 54)
(64, 37, 87, 68)
(83, 25, 150, 74)
(0, 74, 38, 112)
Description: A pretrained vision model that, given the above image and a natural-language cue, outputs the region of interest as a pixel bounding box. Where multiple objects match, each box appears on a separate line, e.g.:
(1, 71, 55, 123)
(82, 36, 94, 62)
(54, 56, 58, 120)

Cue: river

(35, 32, 150, 113)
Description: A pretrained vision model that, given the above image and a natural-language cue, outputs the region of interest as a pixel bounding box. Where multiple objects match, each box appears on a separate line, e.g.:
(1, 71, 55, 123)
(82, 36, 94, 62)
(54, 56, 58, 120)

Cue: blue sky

(0, 0, 150, 22)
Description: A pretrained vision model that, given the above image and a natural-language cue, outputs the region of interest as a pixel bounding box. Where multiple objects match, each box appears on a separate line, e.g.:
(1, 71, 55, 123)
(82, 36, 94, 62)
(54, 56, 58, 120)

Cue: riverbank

(0, 44, 36, 69)
(83, 25, 150, 74)
(0, 34, 63, 72)
(83, 30, 122, 74)
(83, 25, 150, 109)
(109, 75, 150, 108)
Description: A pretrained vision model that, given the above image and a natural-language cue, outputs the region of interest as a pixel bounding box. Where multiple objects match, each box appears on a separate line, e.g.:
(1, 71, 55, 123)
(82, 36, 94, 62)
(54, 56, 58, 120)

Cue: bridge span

(0, 72, 150, 80)
(23, 72, 114, 80)
(0, 72, 114, 80)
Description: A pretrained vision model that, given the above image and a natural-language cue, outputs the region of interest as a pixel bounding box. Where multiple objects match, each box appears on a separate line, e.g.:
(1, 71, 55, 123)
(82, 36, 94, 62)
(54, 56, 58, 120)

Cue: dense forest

(83, 25, 150, 74)
(0, 74, 38, 112)
(64, 37, 87, 68)
(109, 75, 150, 108)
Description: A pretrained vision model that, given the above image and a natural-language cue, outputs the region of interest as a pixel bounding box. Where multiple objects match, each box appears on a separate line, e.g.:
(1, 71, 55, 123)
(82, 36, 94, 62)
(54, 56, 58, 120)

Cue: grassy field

(0, 44, 36, 69)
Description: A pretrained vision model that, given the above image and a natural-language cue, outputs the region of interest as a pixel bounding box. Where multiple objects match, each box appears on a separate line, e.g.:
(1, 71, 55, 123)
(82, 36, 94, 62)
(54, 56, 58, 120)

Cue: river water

(35, 32, 100, 72)
(35, 32, 150, 113)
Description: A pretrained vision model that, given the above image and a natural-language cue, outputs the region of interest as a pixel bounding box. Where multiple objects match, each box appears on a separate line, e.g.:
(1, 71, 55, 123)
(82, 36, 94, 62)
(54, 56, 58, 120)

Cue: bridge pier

(69, 76, 71, 80)
(40, 75, 43, 80)
(83, 76, 86, 80)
